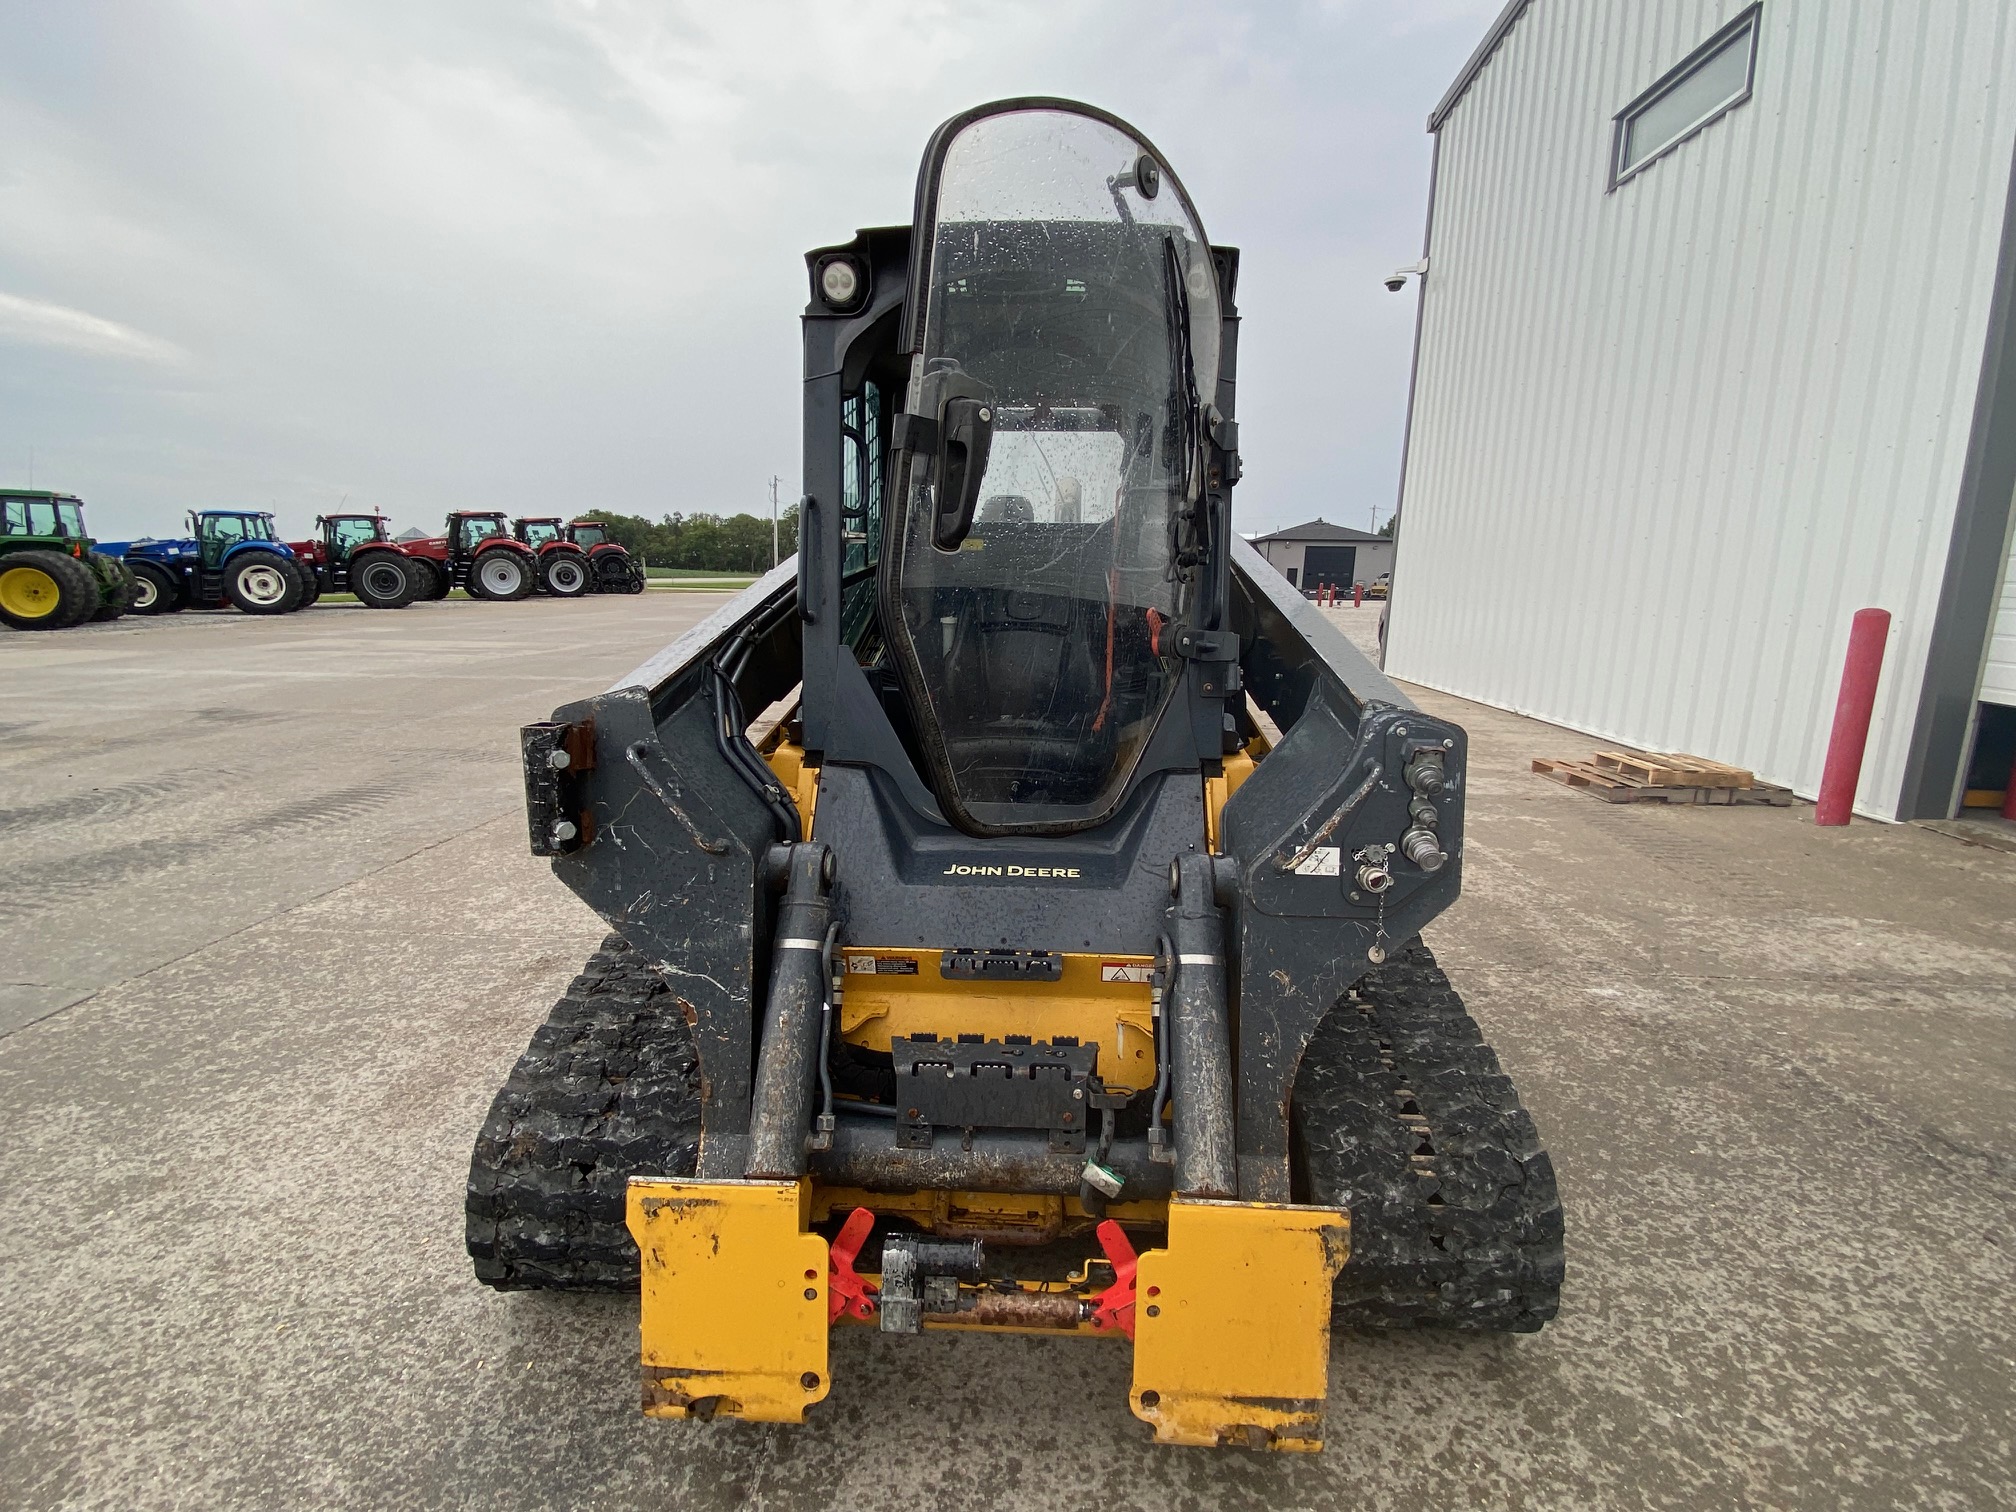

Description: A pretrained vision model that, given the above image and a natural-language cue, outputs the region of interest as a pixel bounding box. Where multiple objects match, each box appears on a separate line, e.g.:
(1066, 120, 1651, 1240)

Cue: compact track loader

(469, 98, 1561, 1451)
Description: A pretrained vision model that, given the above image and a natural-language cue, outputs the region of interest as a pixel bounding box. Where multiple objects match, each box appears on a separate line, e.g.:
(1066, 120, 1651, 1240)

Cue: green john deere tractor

(0, 491, 137, 631)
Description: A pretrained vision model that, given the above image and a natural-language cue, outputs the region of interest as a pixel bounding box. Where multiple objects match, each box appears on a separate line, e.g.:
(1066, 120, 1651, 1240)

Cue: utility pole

(769, 476, 782, 568)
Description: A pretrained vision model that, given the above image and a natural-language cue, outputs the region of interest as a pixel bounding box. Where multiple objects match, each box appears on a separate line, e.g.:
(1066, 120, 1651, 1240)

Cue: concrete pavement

(2, 594, 2011, 1511)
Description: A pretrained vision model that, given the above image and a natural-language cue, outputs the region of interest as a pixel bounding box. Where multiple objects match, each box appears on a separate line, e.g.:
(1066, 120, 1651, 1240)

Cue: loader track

(1293, 940, 1563, 1332)
(466, 934, 700, 1291)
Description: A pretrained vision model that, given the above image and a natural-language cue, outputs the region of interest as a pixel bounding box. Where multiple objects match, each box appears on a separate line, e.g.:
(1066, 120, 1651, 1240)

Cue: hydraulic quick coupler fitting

(1400, 826, 1448, 873)
(1405, 753, 1447, 797)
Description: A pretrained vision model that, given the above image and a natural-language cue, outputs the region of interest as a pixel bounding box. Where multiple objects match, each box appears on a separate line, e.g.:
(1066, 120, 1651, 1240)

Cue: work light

(818, 257, 863, 310)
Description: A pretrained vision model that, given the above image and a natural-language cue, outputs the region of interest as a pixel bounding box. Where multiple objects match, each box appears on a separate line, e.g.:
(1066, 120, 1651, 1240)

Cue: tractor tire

(350, 551, 418, 610)
(87, 553, 138, 621)
(466, 933, 702, 1291)
(1293, 940, 1563, 1333)
(223, 549, 305, 615)
(539, 552, 591, 598)
(0, 549, 98, 630)
(624, 562, 648, 594)
(411, 559, 451, 600)
(467, 549, 534, 602)
(127, 561, 182, 615)
(592, 551, 642, 595)
(292, 559, 322, 608)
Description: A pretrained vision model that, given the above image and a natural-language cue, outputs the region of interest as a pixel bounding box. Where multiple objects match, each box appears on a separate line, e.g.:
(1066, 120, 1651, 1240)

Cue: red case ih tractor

(288, 513, 422, 609)
(512, 517, 593, 598)
(401, 512, 537, 601)
(566, 519, 646, 594)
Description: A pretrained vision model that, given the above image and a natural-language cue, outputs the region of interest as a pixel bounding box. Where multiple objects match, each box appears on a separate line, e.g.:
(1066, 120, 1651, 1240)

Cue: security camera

(1384, 257, 1430, 292)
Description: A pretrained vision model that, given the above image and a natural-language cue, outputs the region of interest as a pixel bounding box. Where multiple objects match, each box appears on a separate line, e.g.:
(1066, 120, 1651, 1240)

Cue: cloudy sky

(0, 1, 1497, 543)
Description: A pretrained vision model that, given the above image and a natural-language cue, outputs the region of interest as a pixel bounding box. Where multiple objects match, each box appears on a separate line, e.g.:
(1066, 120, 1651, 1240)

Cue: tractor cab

(878, 109, 1222, 833)
(3, 493, 89, 541)
(757, 102, 1240, 841)
(565, 520, 609, 548)
(451, 512, 512, 554)
(317, 512, 394, 564)
(514, 516, 570, 550)
(191, 510, 286, 570)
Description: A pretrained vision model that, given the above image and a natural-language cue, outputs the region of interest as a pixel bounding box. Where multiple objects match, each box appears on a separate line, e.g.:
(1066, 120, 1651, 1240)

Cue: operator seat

(978, 494, 1035, 524)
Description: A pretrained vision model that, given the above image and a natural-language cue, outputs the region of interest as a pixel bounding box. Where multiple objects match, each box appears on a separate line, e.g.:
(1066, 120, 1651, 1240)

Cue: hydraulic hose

(1149, 931, 1176, 1164)
(707, 589, 802, 842)
(813, 921, 840, 1149)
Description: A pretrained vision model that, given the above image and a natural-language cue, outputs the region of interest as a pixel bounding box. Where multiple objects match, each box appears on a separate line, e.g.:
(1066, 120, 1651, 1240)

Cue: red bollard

(1814, 608, 1891, 826)
(1354, 584, 1364, 609)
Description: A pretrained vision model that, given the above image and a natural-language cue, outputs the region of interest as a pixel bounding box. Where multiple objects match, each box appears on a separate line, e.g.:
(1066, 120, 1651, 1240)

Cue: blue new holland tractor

(105, 510, 310, 616)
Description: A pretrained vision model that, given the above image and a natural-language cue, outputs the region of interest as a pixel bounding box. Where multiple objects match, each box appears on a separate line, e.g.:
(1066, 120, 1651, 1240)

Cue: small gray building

(1251, 520, 1394, 595)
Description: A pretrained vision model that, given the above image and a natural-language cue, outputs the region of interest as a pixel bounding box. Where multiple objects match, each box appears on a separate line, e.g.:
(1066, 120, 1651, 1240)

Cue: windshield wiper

(1164, 235, 1204, 520)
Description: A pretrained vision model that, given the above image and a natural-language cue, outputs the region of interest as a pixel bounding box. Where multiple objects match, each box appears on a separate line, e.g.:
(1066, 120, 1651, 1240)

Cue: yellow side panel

(1203, 748, 1258, 854)
(762, 741, 820, 838)
(1129, 1199, 1349, 1451)
(626, 1178, 832, 1424)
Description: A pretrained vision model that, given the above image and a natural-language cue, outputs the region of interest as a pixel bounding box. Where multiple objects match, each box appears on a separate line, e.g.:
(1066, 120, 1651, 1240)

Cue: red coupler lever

(828, 1206, 879, 1323)
(1089, 1219, 1139, 1339)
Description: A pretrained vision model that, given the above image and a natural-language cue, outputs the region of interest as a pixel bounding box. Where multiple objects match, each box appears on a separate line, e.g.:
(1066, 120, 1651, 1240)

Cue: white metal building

(1386, 0, 2016, 820)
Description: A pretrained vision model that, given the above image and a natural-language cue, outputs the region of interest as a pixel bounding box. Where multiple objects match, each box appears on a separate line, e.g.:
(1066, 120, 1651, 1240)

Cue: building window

(1611, 5, 1760, 188)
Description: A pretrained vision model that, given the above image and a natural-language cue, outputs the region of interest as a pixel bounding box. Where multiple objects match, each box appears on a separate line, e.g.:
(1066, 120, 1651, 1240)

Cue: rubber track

(1293, 941, 1564, 1331)
(466, 933, 701, 1291)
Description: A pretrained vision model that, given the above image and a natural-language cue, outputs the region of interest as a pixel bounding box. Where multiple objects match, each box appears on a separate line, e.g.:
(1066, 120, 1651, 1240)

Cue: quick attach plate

(891, 1035, 1098, 1152)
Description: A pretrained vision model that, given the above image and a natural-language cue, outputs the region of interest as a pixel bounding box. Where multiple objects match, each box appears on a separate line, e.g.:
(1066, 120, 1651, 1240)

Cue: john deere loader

(468, 98, 1561, 1451)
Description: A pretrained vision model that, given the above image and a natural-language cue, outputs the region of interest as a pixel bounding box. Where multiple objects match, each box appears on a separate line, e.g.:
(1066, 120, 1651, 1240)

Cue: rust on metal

(956, 1290, 1089, 1329)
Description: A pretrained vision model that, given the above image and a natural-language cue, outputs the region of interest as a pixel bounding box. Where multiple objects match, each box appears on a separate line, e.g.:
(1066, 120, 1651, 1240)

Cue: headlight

(817, 256, 864, 311)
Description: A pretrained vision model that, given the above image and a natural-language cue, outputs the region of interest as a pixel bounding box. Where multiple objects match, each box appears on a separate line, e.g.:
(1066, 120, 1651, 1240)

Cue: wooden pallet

(1588, 750, 1753, 789)
(1531, 756, 1794, 806)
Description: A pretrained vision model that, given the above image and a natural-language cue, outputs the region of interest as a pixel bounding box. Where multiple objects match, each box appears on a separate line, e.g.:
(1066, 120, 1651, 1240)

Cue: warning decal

(846, 956, 918, 976)
(1292, 846, 1341, 877)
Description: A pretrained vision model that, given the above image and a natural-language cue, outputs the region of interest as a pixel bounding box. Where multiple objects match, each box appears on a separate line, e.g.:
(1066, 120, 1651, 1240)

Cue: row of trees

(589, 506, 800, 573)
